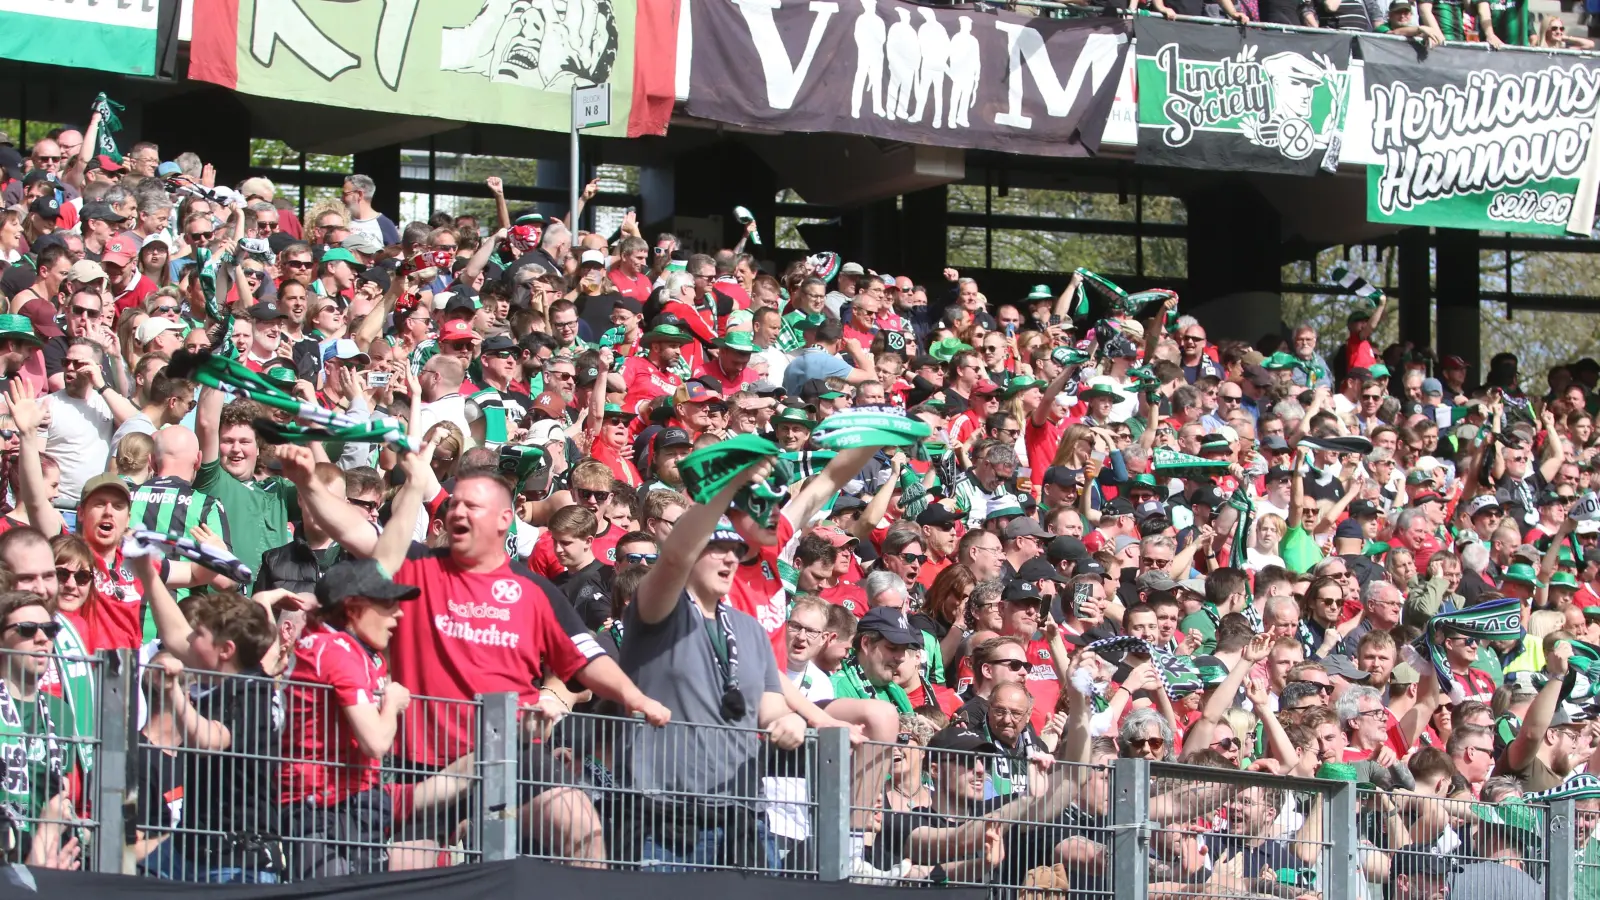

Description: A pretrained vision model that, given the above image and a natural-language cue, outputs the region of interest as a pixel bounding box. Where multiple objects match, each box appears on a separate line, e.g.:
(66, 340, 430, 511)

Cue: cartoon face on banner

(440, 0, 619, 90)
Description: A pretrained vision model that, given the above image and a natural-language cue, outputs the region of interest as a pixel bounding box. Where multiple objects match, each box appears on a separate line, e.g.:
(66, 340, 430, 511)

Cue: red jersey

(280, 623, 389, 805)
(916, 557, 951, 590)
(729, 512, 796, 658)
(948, 410, 984, 447)
(1025, 417, 1068, 488)
(590, 435, 642, 487)
(113, 274, 157, 314)
(621, 354, 682, 418)
(528, 520, 623, 579)
(1450, 667, 1497, 704)
(694, 357, 759, 392)
(87, 547, 150, 652)
(389, 544, 601, 765)
(821, 582, 869, 618)
(1345, 333, 1377, 372)
(607, 268, 653, 300)
(1021, 635, 1059, 733)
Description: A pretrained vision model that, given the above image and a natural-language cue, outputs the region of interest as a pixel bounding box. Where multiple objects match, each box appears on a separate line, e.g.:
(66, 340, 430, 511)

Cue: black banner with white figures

(1134, 18, 1353, 176)
(684, 0, 1130, 157)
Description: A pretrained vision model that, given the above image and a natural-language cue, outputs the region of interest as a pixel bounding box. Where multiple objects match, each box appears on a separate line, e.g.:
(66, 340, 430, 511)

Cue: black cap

(1047, 535, 1089, 563)
(268, 231, 297, 255)
(28, 195, 59, 220)
(1002, 580, 1043, 604)
(613, 296, 643, 315)
(832, 494, 867, 513)
(1042, 466, 1082, 488)
(1018, 557, 1070, 584)
(357, 267, 391, 292)
(1188, 485, 1225, 509)
(481, 334, 516, 354)
(81, 200, 122, 222)
(916, 504, 960, 527)
(927, 726, 998, 754)
(858, 607, 921, 646)
(1077, 558, 1108, 577)
(443, 292, 478, 313)
(22, 169, 55, 186)
(911, 354, 941, 369)
(1265, 466, 1294, 483)
(249, 300, 287, 321)
(800, 378, 844, 402)
(1347, 499, 1381, 518)
(1102, 497, 1135, 517)
(315, 559, 421, 609)
(653, 427, 692, 452)
(1537, 489, 1566, 507)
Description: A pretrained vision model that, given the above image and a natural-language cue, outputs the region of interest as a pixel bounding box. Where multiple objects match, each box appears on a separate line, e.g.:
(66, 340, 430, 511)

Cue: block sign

(574, 84, 611, 130)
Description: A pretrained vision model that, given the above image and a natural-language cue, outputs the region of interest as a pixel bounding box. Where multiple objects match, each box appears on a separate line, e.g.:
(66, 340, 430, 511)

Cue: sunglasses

(55, 568, 92, 586)
(188, 230, 214, 242)
(70, 305, 101, 318)
(896, 731, 915, 745)
(6, 621, 62, 640)
(1294, 681, 1333, 693)
(154, 305, 179, 315)
(626, 552, 659, 565)
(349, 498, 380, 512)
(1127, 736, 1165, 752)
(284, 259, 313, 270)
(899, 552, 928, 564)
(242, 269, 265, 279)
(577, 488, 612, 504)
(989, 658, 1029, 673)
(1212, 737, 1241, 751)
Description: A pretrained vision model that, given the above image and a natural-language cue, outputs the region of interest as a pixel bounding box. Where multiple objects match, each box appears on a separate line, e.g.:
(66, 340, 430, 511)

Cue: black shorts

(279, 787, 392, 881)
(386, 741, 580, 843)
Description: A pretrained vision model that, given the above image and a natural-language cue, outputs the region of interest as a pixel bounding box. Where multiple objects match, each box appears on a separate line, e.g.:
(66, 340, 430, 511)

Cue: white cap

(134, 317, 184, 345)
(579, 249, 607, 267)
(525, 419, 566, 446)
(1414, 455, 1444, 472)
(1215, 424, 1239, 445)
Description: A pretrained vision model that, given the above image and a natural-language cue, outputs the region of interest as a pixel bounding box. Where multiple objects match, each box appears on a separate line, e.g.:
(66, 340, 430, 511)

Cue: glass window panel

(947, 226, 986, 268)
(946, 185, 985, 213)
(990, 230, 1134, 274)
(777, 217, 831, 250)
(1141, 238, 1187, 279)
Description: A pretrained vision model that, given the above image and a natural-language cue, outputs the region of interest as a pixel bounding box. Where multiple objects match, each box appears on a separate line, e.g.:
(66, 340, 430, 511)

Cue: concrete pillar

(1435, 228, 1481, 383)
(1183, 181, 1280, 342)
(1396, 227, 1432, 352)
(352, 144, 402, 226)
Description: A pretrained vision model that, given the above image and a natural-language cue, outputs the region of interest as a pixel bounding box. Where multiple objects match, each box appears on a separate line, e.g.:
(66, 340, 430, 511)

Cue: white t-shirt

(414, 394, 472, 447)
(45, 388, 114, 503)
(786, 660, 835, 702)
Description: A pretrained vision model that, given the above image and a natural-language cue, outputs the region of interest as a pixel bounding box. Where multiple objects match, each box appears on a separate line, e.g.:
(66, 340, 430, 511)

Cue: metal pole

(94, 649, 132, 874)
(569, 106, 580, 231)
(476, 692, 521, 861)
(1549, 797, 1576, 900)
(1111, 757, 1149, 900)
(815, 727, 853, 881)
(1325, 781, 1360, 900)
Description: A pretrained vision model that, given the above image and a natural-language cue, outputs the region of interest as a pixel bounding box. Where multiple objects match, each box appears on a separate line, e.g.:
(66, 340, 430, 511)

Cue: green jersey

(129, 474, 231, 638)
(1482, 0, 1529, 44)
(0, 681, 77, 833)
(192, 460, 297, 589)
(1179, 603, 1222, 655)
(1427, 0, 1465, 40)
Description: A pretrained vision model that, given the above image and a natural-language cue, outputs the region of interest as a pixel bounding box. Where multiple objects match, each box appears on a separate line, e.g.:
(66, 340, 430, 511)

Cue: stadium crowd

(0, 120, 1597, 900)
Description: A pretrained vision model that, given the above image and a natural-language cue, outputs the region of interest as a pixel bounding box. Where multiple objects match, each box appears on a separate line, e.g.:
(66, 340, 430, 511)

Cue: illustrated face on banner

(442, 0, 619, 90)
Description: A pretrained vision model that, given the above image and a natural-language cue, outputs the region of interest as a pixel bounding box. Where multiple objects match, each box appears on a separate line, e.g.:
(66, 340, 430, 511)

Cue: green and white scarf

(0, 677, 64, 833)
(49, 616, 95, 775)
(1417, 596, 1524, 702)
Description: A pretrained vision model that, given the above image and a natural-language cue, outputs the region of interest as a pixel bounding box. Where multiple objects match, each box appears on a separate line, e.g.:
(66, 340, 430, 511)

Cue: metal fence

(7, 649, 1595, 899)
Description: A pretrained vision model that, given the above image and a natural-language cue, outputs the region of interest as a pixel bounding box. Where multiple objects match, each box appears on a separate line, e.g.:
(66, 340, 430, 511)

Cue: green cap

(1551, 571, 1579, 590)
(928, 337, 973, 363)
(1360, 541, 1391, 558)
(714, 331, 758, 352)
(602, 403, 632, 418)
(1315, 762, 1376, 790)
(1503, 562, 1539, 585)
(263, 365, 298, 392)
(1347, 310, 1372, 326)
(1001, 375, 1045, 398)
(1368, 363, 1391, 379)
(0, 314, 40, 347)
(319, 248, 360, 266)
(920, 394, 950, 411)
(984, 500, 1024, 521)
(641, 323, 694, 345)
(1025, 284, 1053, 302)
(514, 212, 545, 226)
(772, 405, 816, 429)
(1262, 351, 1300, 371)
(1129, 473, 1166, 498)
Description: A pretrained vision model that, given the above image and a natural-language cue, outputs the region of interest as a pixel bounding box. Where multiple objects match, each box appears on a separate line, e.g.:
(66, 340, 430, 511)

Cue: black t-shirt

(135, 740, 185, 836)
(1260, 0, 1311, 24)
(179, 669, 277, 864)
(557, 558, 614, 631)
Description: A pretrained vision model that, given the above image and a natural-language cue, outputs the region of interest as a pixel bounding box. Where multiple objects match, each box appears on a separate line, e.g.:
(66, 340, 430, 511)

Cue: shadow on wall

(1188, 291, 1283, 346)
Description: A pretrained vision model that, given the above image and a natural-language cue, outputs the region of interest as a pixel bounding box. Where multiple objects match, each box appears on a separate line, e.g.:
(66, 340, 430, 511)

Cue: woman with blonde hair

(1535, 13, 1594, 47)
(114, 432, 155, 485)
(422, 421, 465, 482)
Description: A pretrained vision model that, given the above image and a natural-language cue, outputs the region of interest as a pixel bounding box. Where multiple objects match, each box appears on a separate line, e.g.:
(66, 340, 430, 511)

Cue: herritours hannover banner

(1134, 17, 1353, 176)
(684, 0, 1130, 157)
(1360, 36, 1600, 236)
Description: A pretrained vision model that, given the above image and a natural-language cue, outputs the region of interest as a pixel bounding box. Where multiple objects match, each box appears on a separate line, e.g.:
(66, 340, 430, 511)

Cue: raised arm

(1186, 634, 1272, 751)
(852, 452, 903, 542)
(487, 176, 511, 232)
(8, 382, 63, 537)
(1505, 641, 1571, 771)
(786, 442, 889, 532)
(280, 440, 435, 574)
(634, 459, 775, 626)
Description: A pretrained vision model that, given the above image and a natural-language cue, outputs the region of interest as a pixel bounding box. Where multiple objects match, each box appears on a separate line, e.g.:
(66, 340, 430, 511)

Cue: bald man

(129, 425, 233, 547)
(415, 354, 474, 444)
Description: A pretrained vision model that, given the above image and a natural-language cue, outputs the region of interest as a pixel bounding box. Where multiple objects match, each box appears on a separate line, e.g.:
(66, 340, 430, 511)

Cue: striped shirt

(129, 475, 232, 548)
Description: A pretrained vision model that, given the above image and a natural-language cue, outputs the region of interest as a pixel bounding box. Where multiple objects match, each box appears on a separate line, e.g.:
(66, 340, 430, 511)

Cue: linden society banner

(1361, 37, 1600, 236)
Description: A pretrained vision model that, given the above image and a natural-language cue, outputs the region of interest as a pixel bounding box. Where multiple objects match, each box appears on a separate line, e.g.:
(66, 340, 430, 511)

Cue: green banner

(1360, 36, 1600, 236)
(0, 1, 157, 76)
(192, 0, 634, 138)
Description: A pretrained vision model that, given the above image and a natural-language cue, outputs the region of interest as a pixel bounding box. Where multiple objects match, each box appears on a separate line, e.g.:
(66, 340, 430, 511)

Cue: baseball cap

(1137, 570, 1181, 593)
(813, 525, 859, 548)
(324, 338, 370, 365)
(1102, 497, 1135, 518)
(67, 259, 108, 284)
(1134, 499, 1167, 522)
(1322, 655, 1370, 682)
(79, 473, 131, 505)
(926, 726, 998, 754)
(1018, 557, 1070, 584)
(1047, 536, 1089, 563)
(800, 379, 845, 402)
(653, 427, 692, 452)
(481, 334, 516, 355)
(1265, 466, 1294, 483)
(841, 262, 866, 276)
(1441, 355, 1467, 370)
(1076, 558, 1108, 577)
(916, 504, 960, 527)
(1347, 499, 1381, 518)
(1260, 435, 1290, 453)
(79, 201, 122, 224)
(342, 232, 384, 256)
(1466, 494, 1503, 517)
(439, 319, 478, 343)
(102, 231, 141, 267)
(579, 249, 606, 267)
(1004, 517, 1049, 541)
(1003, 580, 1043, 604)
(248, 301, 286, 321)
(315, 559, 421, 609)
(528, 392, 567, 421)
(1421, 378, 1443, 395)
(28, 196, 60, 221)
(134, 317, 184, 345)
(679, 381, 724, 404)
(858, 607, 920, 646)
(87, 154, 122, 174)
